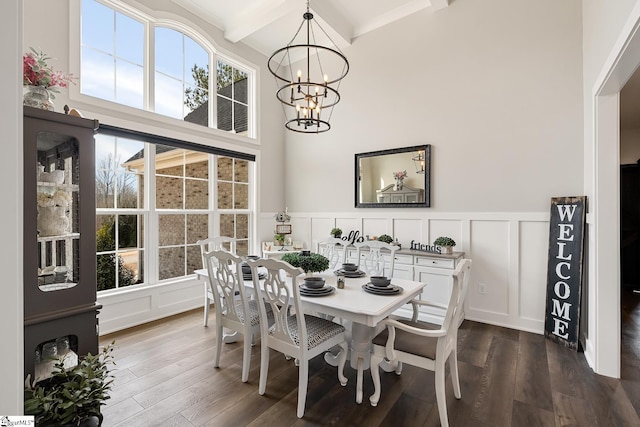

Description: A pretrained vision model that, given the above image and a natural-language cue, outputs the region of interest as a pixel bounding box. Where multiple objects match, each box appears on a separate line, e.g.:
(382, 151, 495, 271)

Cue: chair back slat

(248, 258, 305, 350)
(439, 259, 472, 351)
(198, 236, 237, 267)
(203, 250, 246, 324)
(353, 241, 399, 276)
(317, 237, 349, 270)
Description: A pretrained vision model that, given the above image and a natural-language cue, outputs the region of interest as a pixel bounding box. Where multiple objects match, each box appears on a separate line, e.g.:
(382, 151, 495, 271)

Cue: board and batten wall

(259, 210, 550, 334)
(97, 208, 551, 336)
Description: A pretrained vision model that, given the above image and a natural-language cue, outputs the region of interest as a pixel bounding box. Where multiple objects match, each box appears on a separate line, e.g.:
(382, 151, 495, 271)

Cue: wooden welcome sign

(544, 196, 586, 351)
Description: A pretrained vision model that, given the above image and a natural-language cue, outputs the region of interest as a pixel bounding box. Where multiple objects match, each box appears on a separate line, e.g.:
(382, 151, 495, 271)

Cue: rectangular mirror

(355, 145, 430, 208)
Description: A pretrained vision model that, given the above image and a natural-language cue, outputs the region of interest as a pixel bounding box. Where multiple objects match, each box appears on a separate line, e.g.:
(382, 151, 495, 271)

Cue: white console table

(262, 246, 303, 259)
(347, 247, 465, 324)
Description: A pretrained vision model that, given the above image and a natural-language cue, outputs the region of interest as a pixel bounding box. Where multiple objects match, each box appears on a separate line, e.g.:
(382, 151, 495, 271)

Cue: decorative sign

(340, 230, 365, 244)
(409, 240, 442, 254)
(275, 224, 292, 234)
(544, 196, 586, 351)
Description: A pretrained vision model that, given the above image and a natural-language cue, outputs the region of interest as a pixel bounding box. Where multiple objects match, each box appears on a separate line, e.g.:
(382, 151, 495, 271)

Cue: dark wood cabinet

(23, 106, 101, 382)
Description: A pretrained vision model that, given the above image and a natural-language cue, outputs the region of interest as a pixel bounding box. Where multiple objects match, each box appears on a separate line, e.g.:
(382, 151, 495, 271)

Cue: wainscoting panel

(334, 217, 362, 240)
(429, 219, 464, 248)
(98, 277, 202, 335)
(263, 211, 550, 335)
(98, 211, 550, 336)
(361, 216, 392, 239)
(392, 218, 425, 247)
(467, 220, 511, 318)
(518, 220, 549, 326)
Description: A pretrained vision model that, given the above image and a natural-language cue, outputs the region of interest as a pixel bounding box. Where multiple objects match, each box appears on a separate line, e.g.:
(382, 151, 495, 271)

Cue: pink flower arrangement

(393, 170, 407, 180)
(23, 48, 75, 97)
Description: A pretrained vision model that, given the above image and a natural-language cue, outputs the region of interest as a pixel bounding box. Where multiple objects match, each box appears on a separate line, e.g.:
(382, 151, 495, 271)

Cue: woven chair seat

(269, 314, 345, 350)
(236, 299, 272, 326)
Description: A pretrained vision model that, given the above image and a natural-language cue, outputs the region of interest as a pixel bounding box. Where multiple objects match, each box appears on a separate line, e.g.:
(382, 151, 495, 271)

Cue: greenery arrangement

(330, 227, 342, 238)
(433, 236, 456, 247)
(24, 342, 116, 427)
(274, 233, 285, 244)
(281, 252, 330, 274)
(377, 234, 394, 244)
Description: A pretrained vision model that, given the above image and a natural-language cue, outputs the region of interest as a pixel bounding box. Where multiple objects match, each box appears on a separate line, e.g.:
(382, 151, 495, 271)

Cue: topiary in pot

(433, 236, 456, 254)
(377, 234, 394, 244)
(281, 252, 330, 275)
(24, 342, 116, 427)
(330, 227, 342, 238)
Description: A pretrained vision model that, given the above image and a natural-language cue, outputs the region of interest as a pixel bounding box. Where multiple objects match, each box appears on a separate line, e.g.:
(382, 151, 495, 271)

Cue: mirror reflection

(355, 145, 430, 208)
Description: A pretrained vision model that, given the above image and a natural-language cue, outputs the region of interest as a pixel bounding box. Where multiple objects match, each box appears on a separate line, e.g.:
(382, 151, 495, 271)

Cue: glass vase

(24, 85, 55, 111)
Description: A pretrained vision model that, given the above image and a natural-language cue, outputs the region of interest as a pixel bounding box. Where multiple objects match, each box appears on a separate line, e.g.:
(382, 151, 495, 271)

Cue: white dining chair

(203, 249, 268, 382)
(247, 257, 348, 418)
(197, 236, 236, 326)
(316, 237, 349, 270)
(368, 259, 472, 427)
(353, 240, 399, 277)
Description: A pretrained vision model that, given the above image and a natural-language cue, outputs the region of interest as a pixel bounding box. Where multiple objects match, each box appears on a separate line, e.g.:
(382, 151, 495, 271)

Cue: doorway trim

(590, 2, 640, 378)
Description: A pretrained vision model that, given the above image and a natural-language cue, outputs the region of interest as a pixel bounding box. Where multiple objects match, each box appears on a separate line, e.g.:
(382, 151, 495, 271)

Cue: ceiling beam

(224, 0, 298, 43)
(309, 1, 353, 49)
(430, 0, 450, 11)
(353, 0, 433, 38)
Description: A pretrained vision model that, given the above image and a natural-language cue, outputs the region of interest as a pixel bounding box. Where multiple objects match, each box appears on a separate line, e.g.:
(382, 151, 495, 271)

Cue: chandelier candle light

(268, 0, 349, 133)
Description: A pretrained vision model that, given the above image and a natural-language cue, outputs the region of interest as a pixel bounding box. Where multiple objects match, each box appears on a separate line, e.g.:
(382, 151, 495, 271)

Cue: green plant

(274, 233, 285, 242)
(330, 227, 342, 237)
(281, 252, 330, 274)
(377, 234, 394, 244)
(24, 342, 116, 426)
(433, 236, 456, 247)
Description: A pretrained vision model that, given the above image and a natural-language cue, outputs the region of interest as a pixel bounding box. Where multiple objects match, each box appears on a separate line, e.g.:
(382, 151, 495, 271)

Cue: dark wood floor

(99, 291, 640, 426)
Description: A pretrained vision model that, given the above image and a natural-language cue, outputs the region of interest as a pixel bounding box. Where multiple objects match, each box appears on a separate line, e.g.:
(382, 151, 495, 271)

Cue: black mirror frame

(355, 144, 431, 208)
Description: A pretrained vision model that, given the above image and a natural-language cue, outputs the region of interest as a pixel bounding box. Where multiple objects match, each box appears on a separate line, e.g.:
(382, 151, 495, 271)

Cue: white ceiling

(170, 0, 450, 57)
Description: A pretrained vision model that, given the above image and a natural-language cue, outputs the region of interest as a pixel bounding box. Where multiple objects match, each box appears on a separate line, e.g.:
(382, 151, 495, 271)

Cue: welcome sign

(544, 196, 586, 350)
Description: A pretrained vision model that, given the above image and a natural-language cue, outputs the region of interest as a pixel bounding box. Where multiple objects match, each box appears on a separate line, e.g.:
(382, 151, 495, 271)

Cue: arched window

(80, 0, 253, 136)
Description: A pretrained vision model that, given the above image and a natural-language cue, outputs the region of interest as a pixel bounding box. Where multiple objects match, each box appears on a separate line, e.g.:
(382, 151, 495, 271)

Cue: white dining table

(194, 268, 426, 404)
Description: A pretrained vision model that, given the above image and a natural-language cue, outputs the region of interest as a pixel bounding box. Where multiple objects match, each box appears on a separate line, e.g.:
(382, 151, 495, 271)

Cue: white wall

(0, 0, 22, 414)
(285, 0, 583, 214)
(265, 0, 581, 350)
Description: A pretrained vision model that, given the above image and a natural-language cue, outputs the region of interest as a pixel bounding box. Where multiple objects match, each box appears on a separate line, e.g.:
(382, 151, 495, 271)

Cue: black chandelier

(267, 0, 349, 133)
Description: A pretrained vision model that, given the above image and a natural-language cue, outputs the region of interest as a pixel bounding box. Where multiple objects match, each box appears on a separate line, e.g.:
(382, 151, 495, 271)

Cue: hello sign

(544, 196, 586, 351)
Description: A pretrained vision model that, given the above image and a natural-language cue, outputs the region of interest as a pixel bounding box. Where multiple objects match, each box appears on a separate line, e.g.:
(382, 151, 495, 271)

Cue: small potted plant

(281, 252, 330, 275)
(330, 227, 342, 238)
(377, 234, 394, 244)
(433, 236, 456, 254)
(24, 342, 115, 427)
(274, 233, 285, 246)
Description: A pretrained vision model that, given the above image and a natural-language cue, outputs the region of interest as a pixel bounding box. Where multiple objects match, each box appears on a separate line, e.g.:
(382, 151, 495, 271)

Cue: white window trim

(68, 0, 259, 141)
